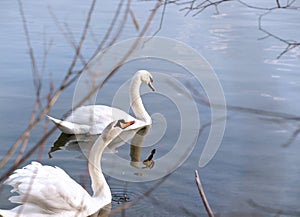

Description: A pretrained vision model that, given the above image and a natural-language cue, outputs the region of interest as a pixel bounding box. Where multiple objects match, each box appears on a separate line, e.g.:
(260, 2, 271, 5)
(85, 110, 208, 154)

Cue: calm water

(0, 1, 300, 216)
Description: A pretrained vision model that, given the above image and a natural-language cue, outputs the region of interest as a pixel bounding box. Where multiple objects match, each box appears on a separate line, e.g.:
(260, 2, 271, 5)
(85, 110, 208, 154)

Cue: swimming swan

(0, 119, 135, 217)
(47, 70, 154, 134)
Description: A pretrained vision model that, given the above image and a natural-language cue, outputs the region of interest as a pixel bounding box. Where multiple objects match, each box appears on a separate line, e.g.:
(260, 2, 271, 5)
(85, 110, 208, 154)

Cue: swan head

(101, 119, 135, 141)
(137, 70, 155, 91)
(114, 119, 135, 129)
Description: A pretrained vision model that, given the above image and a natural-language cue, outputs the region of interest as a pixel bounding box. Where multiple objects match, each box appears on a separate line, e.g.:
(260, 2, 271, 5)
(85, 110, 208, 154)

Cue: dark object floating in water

(112, 193, 130, 204)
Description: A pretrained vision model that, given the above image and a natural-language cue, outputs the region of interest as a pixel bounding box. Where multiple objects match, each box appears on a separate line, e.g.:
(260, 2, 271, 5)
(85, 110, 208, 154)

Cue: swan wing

(48, 105, 148, 134)
(67, 105, 145, 134)
(66, 105, 114, 125)
(46, 115, 90, 134)
(4, 161, 91, 214)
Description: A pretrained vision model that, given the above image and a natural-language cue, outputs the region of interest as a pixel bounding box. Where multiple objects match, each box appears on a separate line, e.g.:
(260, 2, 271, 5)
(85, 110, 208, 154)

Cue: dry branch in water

(195, 170, 215, 217)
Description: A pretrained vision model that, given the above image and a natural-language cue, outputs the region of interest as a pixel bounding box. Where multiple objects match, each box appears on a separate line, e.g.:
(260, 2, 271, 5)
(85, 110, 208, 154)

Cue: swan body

(47, 106, 145, 135)
(0, 119, 135, 217)
(47, 70, 154, 135)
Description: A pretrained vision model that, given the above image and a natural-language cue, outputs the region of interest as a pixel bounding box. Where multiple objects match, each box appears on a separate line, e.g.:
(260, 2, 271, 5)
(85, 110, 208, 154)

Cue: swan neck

(88, 137, 111, 200)
(130, 76, 151, 124)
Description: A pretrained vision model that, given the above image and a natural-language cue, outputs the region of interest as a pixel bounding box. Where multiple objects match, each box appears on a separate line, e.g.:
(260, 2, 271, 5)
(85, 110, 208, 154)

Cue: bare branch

(17, 0, 39, 92)
(153, 0, 300, 58)
(0, 126, 56, 182)
(178, 0, 233, 16)
(0, 0, 162, 175)
(65, 0, 97, 78)
(48, 8, 87, 66)
(0, 0, 98, 168)
(91, 0, 125, 59)
(129, 8, 140, 30)
(258, 11, 300, 59)
(108, 0, 132, 47)
(70, 1, 162, 113)
(150, 0, 167, 38)
(195, 170, 215, 217)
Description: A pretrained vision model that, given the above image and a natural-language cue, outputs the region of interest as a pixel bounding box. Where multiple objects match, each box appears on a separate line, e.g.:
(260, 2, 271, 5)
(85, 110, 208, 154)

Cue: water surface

(0, 1, 300, 216)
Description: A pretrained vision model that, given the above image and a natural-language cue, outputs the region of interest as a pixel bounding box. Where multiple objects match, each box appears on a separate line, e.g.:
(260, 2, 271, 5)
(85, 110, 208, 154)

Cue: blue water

(0, 1, 300, 216)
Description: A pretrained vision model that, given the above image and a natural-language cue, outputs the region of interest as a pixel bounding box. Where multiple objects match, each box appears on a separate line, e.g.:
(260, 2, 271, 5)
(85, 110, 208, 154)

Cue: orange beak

(120, 120, 135, 129)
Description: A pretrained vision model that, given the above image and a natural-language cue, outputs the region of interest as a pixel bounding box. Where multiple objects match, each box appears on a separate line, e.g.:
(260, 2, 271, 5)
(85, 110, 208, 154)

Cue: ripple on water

(110, 187, 153, 212)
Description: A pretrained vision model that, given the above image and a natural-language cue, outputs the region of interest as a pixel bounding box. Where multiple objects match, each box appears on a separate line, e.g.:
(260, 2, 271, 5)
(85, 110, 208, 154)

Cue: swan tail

(46, 115, 89, 134)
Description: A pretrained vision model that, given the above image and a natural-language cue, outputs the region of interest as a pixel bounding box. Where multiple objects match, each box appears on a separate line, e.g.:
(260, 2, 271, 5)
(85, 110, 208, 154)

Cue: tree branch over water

(146, 0, 300, 58)
(0, 0, 162, 172)
(258, 10, 300, 59)
(0, 0, 97, 169)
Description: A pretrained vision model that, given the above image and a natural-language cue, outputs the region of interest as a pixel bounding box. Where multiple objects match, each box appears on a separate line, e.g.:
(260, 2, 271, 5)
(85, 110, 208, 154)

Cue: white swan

(47, 70, 154, 135)
(0, 119, 135, 217)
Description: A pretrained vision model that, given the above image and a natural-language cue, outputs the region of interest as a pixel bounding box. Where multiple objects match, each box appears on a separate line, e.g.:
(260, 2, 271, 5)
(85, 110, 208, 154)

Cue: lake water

(0, 1, 300, 216)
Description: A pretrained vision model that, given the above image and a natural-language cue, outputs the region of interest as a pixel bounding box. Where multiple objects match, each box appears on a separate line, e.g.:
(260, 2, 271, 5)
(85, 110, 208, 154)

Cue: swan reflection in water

(48, 126, 156, 171)
(129, 126, 156, 170)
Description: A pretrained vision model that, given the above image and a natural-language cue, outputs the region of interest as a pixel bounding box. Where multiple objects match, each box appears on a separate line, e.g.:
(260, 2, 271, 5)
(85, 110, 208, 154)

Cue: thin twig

(91, 0, 125, 59)
(195, 170, 214, 217)
(258, 11, 300, 59)
(150, 0, 167, 38)
(65, 0, 97, 79)
(159, 0, 300, 57)
(17, 0, 38, 90)
(0, 0, 98, 168)
(0, 0, 161, 174)
(48, 8, 87, 66)
(129, 8, 140, 31)
(70, 0, 162, 114)
(0, 126, 56, 183)
(108, 0, 132, 47)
